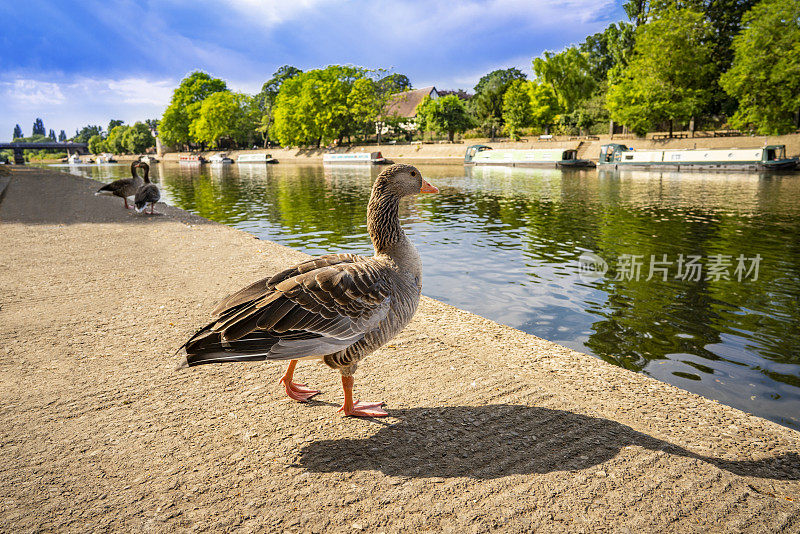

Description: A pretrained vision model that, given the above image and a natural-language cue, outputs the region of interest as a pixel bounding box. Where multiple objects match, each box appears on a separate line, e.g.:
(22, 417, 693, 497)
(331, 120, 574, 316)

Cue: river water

(55, 161, 800, 429)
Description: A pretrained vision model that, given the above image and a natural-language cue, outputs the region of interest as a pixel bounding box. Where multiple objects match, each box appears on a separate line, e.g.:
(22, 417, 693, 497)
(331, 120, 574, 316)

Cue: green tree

(377, 73, 411, 94)
(528, 82, 561, 131)
(108, 119, 124, 132)
(471, 68, 527, 139)
(533, 48, 596, 113)
(607, 7, 713, 136)
(191, 92, 258, 148)
(580, 23, 636, 81)
(272, 65, 364, 147)
(48, 129, 56, 141)
(122, 122, 156, 153)
(32, 118, 45, 136)
(502, 80, 532, 139)
(160, 71, 228, 146)
(105, 125, 127, 153)
(720, 0, 800, 134)
(347, 77, 380, 141)
(417, 95, 473, 142)
(72, 125, 103, 143)
(254, 65, 303, 147)
(58, 130, 66, 142)
(87, 134, 105, 154)
(13, 124, 22, 139)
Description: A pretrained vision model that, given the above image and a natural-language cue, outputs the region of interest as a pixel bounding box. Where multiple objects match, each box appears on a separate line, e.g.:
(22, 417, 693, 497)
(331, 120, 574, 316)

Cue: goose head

(134, 161, 151, 183)
(371, 163, 438, 200)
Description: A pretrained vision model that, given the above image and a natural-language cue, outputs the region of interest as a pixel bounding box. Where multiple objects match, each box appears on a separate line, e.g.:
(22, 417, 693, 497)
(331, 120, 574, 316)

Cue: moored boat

(322, 151, 385, 165)
(464, 145, 595, 168)
(140, 155, 159, 164)
(237, 153, 277, 164)
(67, 153, 82, 165)
(96, 153, 117, 164)
(179, 154, 205, 164)
(599, 143, 798, 171)
(208, 153, 234, 164)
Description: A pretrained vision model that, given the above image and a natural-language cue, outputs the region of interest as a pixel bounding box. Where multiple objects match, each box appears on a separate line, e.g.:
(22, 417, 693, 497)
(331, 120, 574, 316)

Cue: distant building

(383, 86, 440, 132)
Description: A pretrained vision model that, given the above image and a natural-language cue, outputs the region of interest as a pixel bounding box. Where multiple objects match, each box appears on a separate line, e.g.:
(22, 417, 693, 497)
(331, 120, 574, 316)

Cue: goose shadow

(298, 405, 800, 480)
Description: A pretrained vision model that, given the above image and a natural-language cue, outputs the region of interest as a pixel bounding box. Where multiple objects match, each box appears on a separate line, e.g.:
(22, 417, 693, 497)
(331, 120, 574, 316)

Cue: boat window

(562, 150, 576, 160)
(625, 155, 633, 160)
(766, 148, 776, 161)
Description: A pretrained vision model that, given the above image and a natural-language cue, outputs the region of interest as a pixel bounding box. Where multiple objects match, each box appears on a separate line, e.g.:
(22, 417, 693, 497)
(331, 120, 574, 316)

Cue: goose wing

(180, 255, 391, 366)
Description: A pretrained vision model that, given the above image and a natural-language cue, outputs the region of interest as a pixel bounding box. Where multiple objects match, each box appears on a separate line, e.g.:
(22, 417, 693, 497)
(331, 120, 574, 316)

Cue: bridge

(0, 142, 89, 164)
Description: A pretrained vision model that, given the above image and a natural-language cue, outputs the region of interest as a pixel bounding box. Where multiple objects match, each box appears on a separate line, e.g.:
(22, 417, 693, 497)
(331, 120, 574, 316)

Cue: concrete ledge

(1, 166, 798, 532)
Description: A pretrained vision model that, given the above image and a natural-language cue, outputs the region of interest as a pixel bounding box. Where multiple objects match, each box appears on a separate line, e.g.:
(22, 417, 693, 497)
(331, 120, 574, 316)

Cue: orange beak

(420, 179, 438, 194)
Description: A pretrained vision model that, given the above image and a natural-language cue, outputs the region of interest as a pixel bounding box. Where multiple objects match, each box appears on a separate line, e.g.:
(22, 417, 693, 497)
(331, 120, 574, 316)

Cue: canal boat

(96, 153, 117, 164)
(464, 145, 595, 168)
(322, 152, 386, 165)
(208, 153, 234, 164)
(67, 153, 82, 164)
(140, 155, 159, 164)
(179, 154, 206, 165)
(237, 153, 277, 164)
(599, 143, 798, 171)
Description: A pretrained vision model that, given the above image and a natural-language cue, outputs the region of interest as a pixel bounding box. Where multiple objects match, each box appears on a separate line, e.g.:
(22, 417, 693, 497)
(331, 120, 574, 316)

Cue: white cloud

(106, 78, 175, 105)
(222, 0, 334, 26)
(4, 80, 66, 108)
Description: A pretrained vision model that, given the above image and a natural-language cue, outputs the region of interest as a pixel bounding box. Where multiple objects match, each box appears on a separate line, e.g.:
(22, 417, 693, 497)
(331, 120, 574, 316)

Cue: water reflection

(55, 162, 800, 429)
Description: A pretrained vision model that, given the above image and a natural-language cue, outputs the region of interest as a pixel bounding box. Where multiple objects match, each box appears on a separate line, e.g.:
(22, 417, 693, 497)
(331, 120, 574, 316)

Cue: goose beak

(420, 179, 438, 194)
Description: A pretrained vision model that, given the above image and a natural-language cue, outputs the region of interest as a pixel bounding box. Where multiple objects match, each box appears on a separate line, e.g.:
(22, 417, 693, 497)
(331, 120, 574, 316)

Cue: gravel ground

(1, 167, 799, 533)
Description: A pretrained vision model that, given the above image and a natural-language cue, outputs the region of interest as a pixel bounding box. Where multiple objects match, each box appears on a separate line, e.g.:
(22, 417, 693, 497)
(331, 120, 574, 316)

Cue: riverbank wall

(1, 167, 799, 532)
(156, 132, 800, 164)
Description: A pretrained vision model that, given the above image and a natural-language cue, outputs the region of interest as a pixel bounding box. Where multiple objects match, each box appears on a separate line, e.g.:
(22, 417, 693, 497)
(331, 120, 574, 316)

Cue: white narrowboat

(96, 153, 117, 164)
(322, 152, 386, 165)
(599, 143, 798, 171)
(139, 155, 158, 164)
(179, 154, 205, 164)
(464, 145, 595, 168)
(237, 153, 277, 164)
(67, 153, 82, 164)
(208, 153, 234, 164)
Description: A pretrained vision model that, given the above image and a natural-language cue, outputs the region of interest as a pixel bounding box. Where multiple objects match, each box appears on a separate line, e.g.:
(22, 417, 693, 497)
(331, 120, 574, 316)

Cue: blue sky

(0, 0, 625, 139)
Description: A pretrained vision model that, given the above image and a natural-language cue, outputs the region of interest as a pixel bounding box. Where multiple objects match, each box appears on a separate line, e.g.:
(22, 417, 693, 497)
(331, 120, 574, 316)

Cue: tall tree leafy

(108, 119, 124, 132)
(13, 124, 23, 139)
(58, 130, 67, 142)
(533, 48, 596, 113)
(88, 134, 105, 154)
(191, 92, 258, 148)
(527, 82, 561, 131)
(720, 0, 800, 134)
(377, 73, 411, 95)
(105, 125, 126, 154)
(272, 65, 364, 147)
(417, 95, 473, 142)
(471, 68, 527, 139)
(254, 65, 303, 147)
(48, 129, 56, 141)
(32, 118, 45, 136)
(122, 122, 156, 153)
(72, 125, 103, 143)
(502, 80, 531, 140)
(160, 71, 228, 146)
(347, 78, 380, 141)
(607, 7, 713, 136)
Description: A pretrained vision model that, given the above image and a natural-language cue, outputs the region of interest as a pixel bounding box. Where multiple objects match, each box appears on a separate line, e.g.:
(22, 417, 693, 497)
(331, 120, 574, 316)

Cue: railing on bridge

(0, 142, 89, 164)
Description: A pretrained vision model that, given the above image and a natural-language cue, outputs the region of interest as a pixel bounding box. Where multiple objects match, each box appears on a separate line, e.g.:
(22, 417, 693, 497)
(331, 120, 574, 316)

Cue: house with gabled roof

(383, 86, 439, 132)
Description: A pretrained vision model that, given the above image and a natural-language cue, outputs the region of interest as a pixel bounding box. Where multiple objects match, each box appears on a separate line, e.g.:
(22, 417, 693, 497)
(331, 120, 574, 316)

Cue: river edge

(1, 167, 799, 531)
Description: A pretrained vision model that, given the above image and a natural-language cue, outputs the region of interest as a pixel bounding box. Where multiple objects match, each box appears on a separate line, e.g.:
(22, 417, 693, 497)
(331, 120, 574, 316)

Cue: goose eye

(410, 171, 417, 177)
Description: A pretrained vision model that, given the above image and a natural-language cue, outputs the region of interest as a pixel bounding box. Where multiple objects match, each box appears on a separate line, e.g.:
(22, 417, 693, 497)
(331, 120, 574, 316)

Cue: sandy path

(1, 167, 798, 533)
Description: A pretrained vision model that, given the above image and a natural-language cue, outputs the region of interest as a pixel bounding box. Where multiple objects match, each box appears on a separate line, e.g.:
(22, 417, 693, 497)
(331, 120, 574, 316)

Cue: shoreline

(1, 166, 799, 531)
(21, 132, 800, 165)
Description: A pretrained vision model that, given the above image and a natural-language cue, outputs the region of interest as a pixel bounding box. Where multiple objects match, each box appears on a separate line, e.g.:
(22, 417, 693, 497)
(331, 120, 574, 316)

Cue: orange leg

(278, 360, 319, 402)
(123, 198, 130, 209)
(337, 375, 388, 417)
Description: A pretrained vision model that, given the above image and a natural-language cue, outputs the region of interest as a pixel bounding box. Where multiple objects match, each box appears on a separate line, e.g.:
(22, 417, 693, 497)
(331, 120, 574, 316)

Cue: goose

(133, 162, 160, 214)
(176, 164, 438, 417)
(95, 161, 144, 209)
